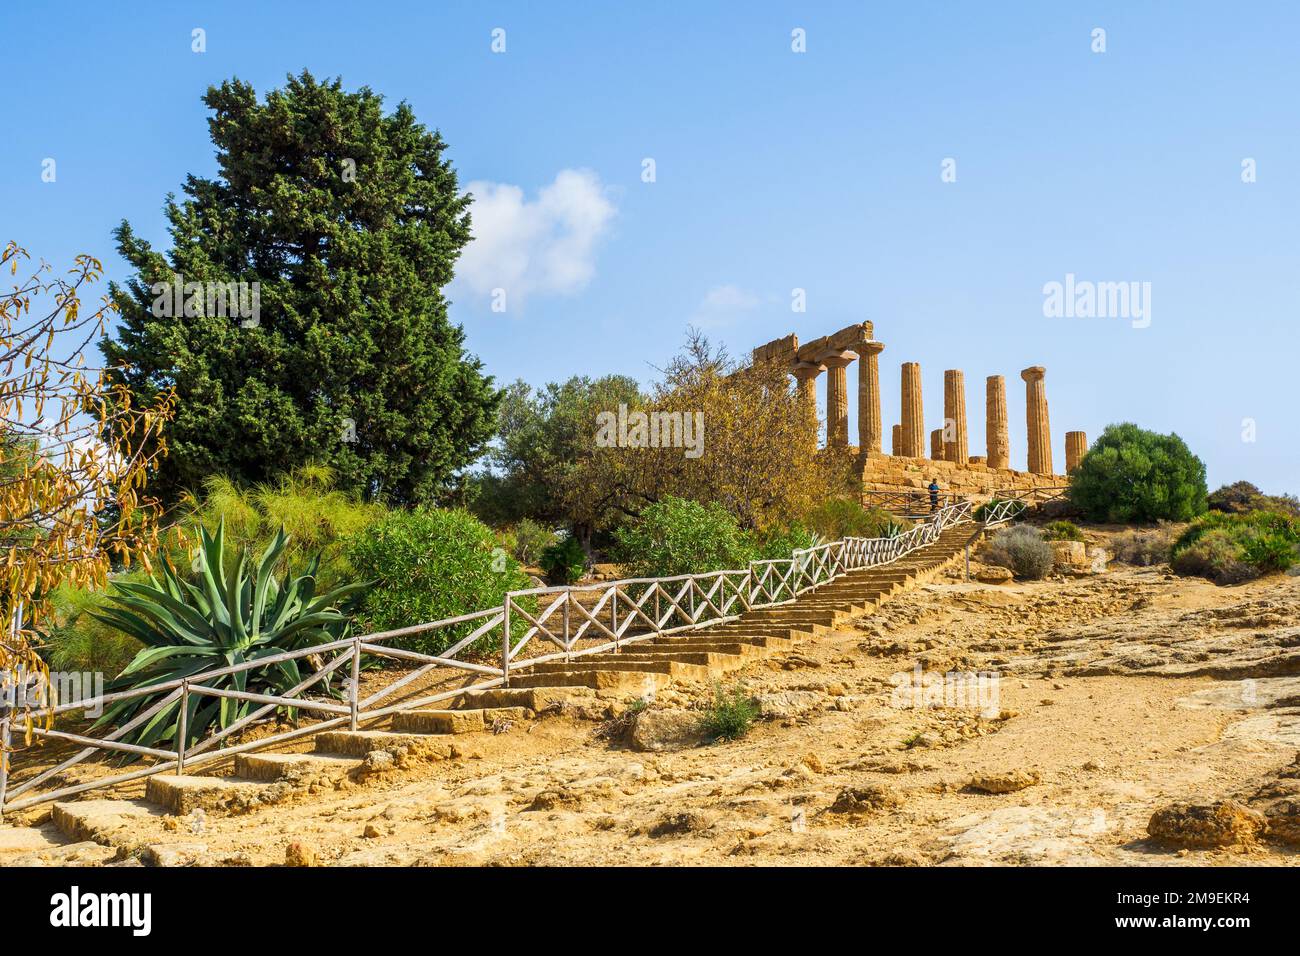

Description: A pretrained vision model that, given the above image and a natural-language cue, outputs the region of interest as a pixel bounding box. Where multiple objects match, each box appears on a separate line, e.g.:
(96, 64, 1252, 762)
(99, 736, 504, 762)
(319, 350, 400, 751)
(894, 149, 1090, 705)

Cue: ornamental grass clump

(984, 525, 1054, 580)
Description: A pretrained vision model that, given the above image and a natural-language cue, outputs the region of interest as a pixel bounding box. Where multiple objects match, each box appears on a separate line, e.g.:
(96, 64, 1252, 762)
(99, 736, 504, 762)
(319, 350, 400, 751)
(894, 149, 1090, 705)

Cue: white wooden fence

(0, 499, 981, 816)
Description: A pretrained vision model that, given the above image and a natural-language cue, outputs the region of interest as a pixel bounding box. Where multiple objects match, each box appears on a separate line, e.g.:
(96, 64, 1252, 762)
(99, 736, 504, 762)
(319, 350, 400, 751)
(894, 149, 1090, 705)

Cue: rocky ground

(5, 532, 1300, 867)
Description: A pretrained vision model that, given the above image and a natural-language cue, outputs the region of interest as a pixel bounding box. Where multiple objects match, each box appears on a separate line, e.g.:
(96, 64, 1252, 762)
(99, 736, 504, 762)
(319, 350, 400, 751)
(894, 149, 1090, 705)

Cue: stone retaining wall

(858, 451, 1067, 500)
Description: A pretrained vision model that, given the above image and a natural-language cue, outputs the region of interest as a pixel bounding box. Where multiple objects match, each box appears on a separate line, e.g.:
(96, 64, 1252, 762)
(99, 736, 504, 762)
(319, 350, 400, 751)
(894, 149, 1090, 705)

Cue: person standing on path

(929, 479, 940, 514)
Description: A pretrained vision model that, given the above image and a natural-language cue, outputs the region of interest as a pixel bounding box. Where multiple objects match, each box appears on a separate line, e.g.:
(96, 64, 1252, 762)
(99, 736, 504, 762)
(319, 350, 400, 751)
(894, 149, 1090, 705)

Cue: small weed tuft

(699, 683, 758, 742)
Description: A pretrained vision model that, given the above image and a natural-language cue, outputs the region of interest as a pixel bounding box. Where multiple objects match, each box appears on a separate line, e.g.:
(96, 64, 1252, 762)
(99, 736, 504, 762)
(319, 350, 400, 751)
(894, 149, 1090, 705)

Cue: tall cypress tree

(104, 71, 498, 506)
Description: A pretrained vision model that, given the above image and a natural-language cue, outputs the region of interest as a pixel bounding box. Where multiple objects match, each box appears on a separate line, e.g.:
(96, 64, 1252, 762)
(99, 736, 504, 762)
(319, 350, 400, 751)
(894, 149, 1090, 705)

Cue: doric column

(791, 361, 823, 452)
(820, 351, 855, 448)
(985, 375, 1009, 470)
(1066, 431, 1088, 473)
(891, 424, 901, 456)
(857, 341, 884, 454)
(943, 369, 968, 465)
(900, 362, 924, 458)
(930, 428, 944, 460)
(1021, 366, 1053, 475)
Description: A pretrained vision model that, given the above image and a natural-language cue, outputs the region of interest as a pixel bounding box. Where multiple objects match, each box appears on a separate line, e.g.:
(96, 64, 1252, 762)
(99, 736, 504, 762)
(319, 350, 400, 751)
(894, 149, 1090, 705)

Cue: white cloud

(700, 285, 761, 311)
(691, 284, 763, 328)
(457, 168, 616, 308)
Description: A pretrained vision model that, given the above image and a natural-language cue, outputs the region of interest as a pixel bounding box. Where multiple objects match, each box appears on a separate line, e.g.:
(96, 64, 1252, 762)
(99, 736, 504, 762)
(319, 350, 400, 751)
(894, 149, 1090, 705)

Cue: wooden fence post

(501, 597, 512, 686)
(562, 590, 571, 661)
(349, 640, 361, 731)
(0, 715, 11, 819)
(176, 682, 189, 774)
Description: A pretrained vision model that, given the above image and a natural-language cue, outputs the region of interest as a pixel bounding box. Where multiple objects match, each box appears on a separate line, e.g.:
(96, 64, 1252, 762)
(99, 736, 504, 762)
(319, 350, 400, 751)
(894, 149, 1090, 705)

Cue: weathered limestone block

(858, 452, 1068, 502)
(1050, 540, 1088, 570)
(891, 423, 902, 456)
(753, 332, 799, 365)
(793, 322, 873, 365)
(930, 428, 944, 459)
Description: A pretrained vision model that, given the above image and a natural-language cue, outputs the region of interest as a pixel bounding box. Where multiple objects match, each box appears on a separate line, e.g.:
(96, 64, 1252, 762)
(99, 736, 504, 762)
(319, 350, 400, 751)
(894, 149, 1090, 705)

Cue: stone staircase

(4, 520, 979, 859)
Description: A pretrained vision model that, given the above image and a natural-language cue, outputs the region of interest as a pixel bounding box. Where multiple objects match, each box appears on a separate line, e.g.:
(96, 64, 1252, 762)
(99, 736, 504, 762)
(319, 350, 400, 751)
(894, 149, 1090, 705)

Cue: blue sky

(2, 1, 1297, 491)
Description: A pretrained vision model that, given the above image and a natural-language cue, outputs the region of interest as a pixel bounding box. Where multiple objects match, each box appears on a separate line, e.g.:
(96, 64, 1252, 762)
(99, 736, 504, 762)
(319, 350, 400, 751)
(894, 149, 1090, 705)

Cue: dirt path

(7, 552, 1300, 867)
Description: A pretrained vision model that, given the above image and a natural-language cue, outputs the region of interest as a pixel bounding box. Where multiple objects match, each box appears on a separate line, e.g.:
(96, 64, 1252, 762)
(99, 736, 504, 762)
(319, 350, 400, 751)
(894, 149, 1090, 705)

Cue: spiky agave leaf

(91, 519, 366, 754)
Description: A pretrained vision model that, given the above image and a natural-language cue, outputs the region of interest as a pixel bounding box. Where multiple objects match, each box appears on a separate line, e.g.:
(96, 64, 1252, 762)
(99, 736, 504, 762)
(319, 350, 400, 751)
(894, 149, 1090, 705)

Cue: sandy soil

(7, 537, 1300, 867)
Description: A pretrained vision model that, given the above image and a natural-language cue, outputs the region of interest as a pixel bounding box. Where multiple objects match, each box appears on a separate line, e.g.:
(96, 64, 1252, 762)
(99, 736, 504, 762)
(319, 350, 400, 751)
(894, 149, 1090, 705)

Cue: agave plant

(881, 520, 907, 540)
(91, 521, 369, 752)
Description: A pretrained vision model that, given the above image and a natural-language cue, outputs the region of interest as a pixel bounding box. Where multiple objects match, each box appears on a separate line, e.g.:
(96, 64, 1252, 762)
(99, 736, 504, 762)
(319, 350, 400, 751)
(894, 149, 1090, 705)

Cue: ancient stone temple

(751, 323, 1076, 501)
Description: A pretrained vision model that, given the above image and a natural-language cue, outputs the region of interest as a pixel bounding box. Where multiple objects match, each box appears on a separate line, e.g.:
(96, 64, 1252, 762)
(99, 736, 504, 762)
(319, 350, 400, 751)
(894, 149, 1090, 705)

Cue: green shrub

(174, 466, 384, 590)
(1208, 481, 1300, 518)
(512, 518, 558, 566)
(493, 526, 518, 563)
(698, 683, 758, 741)
(93, 522, 365, 751)
(1208, 481, 1262, 514)
(1242, 532, 1299, 574)
(348, 507, 533, 654)
(1112, 526, 1176, 566)
(613, 497, 756, 578)
(984, 525, 1053, 580)
(1270, 494, 1300, 518)
(1068, 423, 1208, 523)
(1170, 529, 1253, 584)
(1043, 520, 1084, 542)
(38, 581, 147, 678)
(804, 498, 910, 540)
(1170, 510, 1300, 584)
(539, 535, 587, 585)
(756, 522, 814, 560)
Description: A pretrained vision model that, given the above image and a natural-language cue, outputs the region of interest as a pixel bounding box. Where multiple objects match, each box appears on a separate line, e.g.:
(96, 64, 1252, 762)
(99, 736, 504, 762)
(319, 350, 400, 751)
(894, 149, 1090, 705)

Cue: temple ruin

(752, 322, 1084, 500)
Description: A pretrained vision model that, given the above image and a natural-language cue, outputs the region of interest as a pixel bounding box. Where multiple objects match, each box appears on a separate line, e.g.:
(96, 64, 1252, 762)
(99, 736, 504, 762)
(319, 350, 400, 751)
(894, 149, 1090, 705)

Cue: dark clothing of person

(928, 482, 940, 513)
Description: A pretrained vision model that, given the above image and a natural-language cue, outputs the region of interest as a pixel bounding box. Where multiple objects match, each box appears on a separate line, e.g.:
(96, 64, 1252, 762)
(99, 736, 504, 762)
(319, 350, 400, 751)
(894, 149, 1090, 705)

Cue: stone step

(503, 669, 673, 692)
(456, 687, 595, 711)
(815, 583, 897, 595)
(314, 729, 457, 759)
(792, 600, 870, 613)
(52, 799, 162, 843)
(0, 824, 66, 859)
(517, 658, 715, 681)
(234, 752, 359, 783)
(144, 774, 273, 815)
(733, 616, 841, 630)
(392, 706, 530, 735)
(819, 578, 906, 590)
(719, 617, 833, 632)
(651, 634, 800, 653)
(699, 626, 810, 640)
(586, 650, 747, 672)
(0, 824, 115, 866)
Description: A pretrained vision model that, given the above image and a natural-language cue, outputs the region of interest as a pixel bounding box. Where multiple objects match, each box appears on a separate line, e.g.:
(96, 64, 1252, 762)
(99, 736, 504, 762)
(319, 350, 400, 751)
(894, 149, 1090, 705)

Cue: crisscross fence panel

(0, 500, 977, 817)
(978, 497, 1030, 527)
